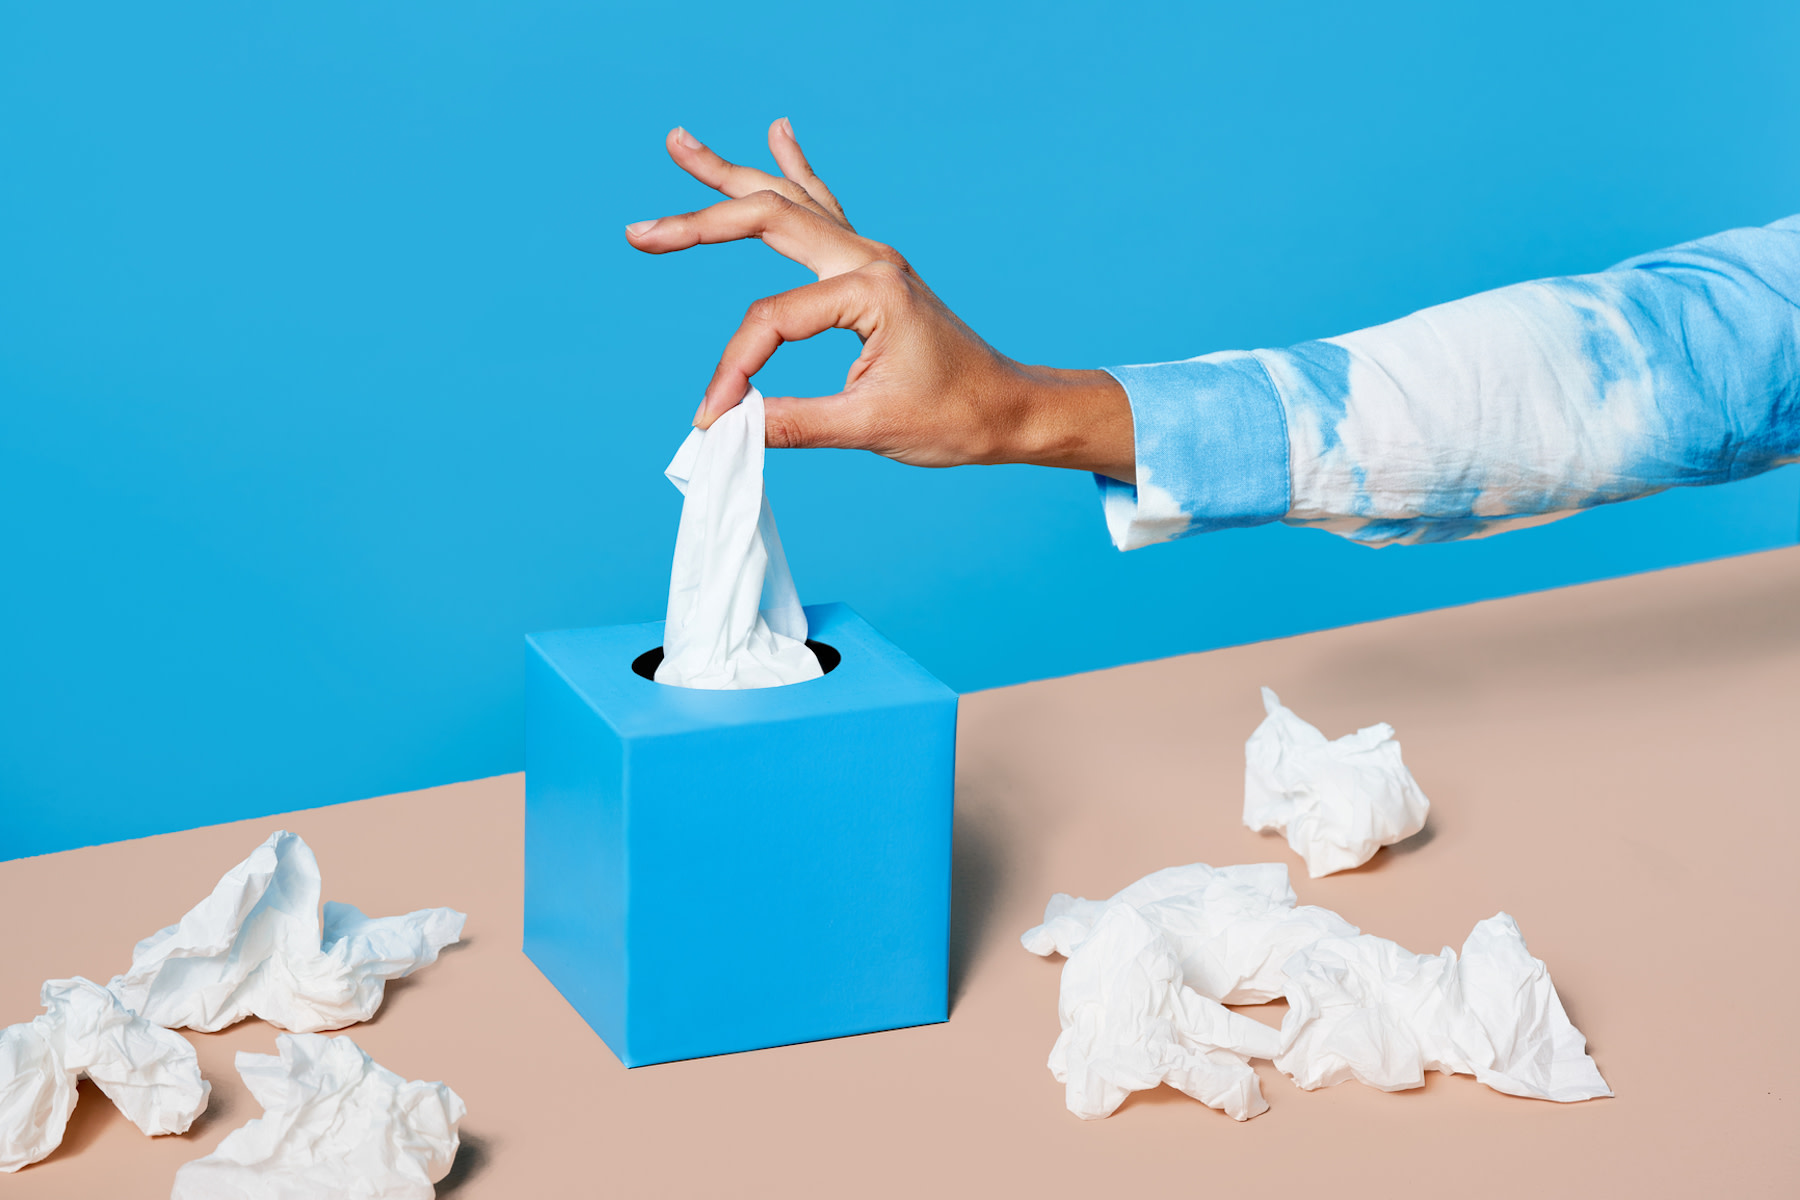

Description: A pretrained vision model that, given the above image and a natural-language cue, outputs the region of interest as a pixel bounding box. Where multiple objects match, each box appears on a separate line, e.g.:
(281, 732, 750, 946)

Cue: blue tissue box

(523, 602, 957, 1066)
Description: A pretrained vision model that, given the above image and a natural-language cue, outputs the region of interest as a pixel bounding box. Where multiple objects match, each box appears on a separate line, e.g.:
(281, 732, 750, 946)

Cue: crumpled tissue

(1275, 913, 1612, 1102)
(109, 830, 466, 1034)
(656, 385, 821, 690)
(0, 977, 208, 1172)
(1022, 861, 1358, 1004)
(1025, 863, 1610, 1119)
(171, 1033, 464, 1200)
(1245, 687, 1430, 877)
(1050, 904, 1282, 1121)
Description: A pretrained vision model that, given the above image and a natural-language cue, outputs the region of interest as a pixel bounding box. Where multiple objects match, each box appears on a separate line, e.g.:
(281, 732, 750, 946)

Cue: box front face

(625, 697, 956, 1064)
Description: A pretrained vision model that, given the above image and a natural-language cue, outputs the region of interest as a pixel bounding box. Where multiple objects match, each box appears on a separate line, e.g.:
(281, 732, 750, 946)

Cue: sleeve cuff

(1093, 353, 1293, 550)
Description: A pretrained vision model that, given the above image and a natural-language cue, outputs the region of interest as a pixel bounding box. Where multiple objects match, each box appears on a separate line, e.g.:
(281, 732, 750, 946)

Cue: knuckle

(857, 260, 911, 303)
(863, 241, 911, 270)
(744, 295, 780, 326)
(764, 410, 802, 449)
(750, 188, 792, 215)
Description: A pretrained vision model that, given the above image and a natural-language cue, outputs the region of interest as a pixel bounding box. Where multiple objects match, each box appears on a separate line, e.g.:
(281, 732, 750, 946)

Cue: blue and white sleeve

(1095, 214, 1800, 549)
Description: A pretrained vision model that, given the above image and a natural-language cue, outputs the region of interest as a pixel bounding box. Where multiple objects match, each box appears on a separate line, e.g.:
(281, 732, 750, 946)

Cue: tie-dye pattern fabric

(1096, 215, 1800, 549)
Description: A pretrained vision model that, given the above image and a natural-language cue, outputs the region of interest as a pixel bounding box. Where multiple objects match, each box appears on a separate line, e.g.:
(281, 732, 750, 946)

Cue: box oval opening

(631, 641, 841, 683)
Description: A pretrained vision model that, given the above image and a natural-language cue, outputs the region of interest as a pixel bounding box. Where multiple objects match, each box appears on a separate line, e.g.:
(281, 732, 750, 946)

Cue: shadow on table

(437, 1131, 491, 1195)
(1381, 817, 1436, 856)
(948, 803, 1010, 1014)
(367, 938, 474, 1025)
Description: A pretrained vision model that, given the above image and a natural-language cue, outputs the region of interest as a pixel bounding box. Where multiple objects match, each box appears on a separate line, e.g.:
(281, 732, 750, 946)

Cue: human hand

(624, 120, 1135, 481)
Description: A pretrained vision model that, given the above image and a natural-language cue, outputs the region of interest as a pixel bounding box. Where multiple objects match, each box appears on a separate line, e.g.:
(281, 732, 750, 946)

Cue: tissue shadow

(1114, 1084, 1207, 1114)
(948, 807, 1009, 1014)
(367, 937, 474, 1024)
(40, 1079, 115, 1163)
(178, 1072, 236, 1137)
(1382, 817, 1437, 856)
(436, 1131, 492, 1195)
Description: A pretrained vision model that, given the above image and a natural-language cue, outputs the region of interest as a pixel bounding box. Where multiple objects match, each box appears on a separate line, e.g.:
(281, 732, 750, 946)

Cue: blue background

(3, 1, 1796, 860)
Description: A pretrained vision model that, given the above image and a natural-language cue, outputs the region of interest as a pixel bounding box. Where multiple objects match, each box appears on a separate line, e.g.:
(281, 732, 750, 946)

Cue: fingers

(761, 392, 866, 450)
(694, 271, 891, 427)
(626, 191, 876, 279)
(663, 126, 838, 223)
(767, 118, 850, 228)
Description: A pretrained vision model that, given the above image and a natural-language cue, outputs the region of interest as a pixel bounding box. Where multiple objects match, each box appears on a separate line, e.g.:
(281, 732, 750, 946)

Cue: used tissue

(0, 977, 208, 1172)
(1275, 913, 1611, 1102)
(1244, 687, 1430, 877)
(109, 830, 466, 1034)
(1050, 904, 1281, 1121)
(171, 1033, 464, 1200)
(1025, 864, 1610, 1120)
(655, 385, 822, 690)
(1022, 862, 1358, 1004)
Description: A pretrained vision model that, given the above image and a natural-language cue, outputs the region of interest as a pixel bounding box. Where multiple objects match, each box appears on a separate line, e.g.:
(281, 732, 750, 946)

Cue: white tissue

(656, 386, 822, 690)
(1276, 913, 1611, 1102)
(0, 977, 208, 1172)
(171, 1033, 465, 1200)
(1022, 862, 1358, 1004)
(0, 1020, 71, 1172)
(108, 830, 466, 1034)
(1244, 687, 1430, 877)
(1050, 904, 1281, 1121)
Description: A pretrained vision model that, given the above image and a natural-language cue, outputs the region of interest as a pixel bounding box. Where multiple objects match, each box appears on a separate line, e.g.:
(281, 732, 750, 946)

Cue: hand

(624, 120, 1136, 481)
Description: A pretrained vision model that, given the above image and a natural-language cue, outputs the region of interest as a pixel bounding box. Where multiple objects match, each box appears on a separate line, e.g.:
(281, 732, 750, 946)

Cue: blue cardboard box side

(625, 698, 955, 1064)
(523, 643, 628, 1053)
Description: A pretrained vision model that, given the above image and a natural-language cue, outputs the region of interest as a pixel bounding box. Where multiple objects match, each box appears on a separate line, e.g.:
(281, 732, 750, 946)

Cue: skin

(624, 119, 1138, 484)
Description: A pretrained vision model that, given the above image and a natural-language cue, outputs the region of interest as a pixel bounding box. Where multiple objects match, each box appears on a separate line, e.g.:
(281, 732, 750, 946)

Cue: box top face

(527, 603, 956, 739)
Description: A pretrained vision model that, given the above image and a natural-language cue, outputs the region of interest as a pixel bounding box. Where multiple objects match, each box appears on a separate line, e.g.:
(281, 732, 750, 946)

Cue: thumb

(696, 270, 887, 428)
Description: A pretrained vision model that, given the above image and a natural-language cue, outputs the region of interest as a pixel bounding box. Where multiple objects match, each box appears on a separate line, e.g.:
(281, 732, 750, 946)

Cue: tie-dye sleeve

(1094, 214, 1800, 549)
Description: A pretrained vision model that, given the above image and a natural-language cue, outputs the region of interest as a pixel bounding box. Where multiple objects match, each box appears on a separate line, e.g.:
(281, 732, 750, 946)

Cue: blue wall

(3, 1, 1796, 860)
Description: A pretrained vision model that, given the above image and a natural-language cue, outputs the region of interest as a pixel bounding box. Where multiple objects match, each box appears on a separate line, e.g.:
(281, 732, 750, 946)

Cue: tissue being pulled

(171, 1033, 465, 1200)
(656, 385, 821, 690)
(1245, 687, 1430, 877)
(1276, 913, 1612, 1102)
(0, 977, 208, 1172)
(109, 830, 466, 1034)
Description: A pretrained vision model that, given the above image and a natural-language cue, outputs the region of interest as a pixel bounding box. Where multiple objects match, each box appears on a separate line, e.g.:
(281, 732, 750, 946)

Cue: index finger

(665, 126, 840, 226)
(627, 190, 878, 280)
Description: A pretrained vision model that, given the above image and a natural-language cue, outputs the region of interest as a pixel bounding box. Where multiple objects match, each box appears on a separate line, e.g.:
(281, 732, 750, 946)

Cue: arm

(625, 124, 1800, 549)
(1102, 215, 1800, 548)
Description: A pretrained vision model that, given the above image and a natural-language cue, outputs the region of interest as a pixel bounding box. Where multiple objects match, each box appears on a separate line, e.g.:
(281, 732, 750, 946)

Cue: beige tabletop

(4, 546, 1798, 1197)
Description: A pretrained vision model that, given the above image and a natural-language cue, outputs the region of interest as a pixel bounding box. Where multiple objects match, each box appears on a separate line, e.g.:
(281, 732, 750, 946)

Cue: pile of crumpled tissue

(1023, 861, 1610, 1121)
(1244, 687, 1431, 877)
(1024, 688, 1608, 1122)
(0, 977, 209, 1171)
(0, 829, 469, 1197)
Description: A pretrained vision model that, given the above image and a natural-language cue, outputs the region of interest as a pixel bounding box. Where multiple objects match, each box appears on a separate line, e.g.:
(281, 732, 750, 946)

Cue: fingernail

(777, 117, 795, 140)
(673, 126, 701, 150)
(625, 219, 658, 237)
(691, 399, 708, 427)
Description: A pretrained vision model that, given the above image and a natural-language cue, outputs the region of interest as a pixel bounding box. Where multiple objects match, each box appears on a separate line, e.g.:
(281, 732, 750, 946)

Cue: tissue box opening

(630, 641, 841, 682)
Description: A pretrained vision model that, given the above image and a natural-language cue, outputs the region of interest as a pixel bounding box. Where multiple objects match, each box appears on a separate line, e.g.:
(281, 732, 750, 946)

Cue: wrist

(1006, 365, 1136, 482)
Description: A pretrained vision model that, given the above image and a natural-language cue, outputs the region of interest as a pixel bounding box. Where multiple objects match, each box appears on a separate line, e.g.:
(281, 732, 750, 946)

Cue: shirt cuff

(1093, 353, 1293, 550)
